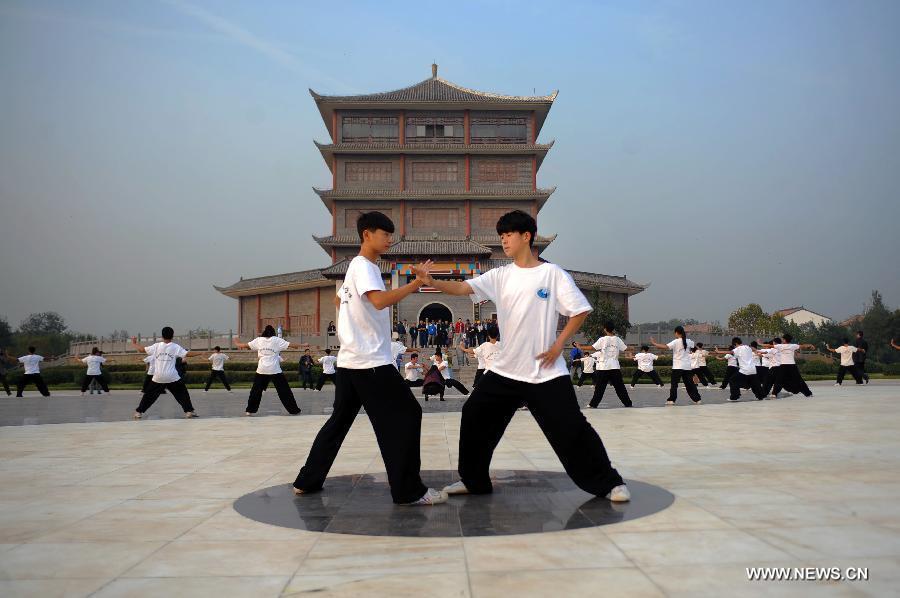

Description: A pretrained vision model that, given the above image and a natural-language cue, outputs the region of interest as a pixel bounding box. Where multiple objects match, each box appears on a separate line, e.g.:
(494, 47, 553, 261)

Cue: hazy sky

(1, 0, 898, 337)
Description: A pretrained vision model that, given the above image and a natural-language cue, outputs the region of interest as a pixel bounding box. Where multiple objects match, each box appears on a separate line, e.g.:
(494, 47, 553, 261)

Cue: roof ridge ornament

(432, 63, 438, 78)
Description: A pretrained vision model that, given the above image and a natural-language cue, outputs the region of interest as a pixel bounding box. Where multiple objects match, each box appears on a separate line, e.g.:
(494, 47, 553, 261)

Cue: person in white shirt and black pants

(132, 328, 198, 419)
(16, 347, 50, 397)
(315, 349, 337, 391)
(649, 327, 702, 405)
(825, 339, 864, 385)
(204, 346, 232, 391)
(578, 323, 633, 407)
(234, 326, 302, 416)
(630, 346, 664, 387)
(416, 210, 630, 502)
(79, 347, 110, 395)
(714, 338, 765, 401)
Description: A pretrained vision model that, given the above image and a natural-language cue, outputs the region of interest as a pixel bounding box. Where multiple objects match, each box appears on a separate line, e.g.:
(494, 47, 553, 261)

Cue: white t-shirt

(579, 354, 596, 374)
(436, 359, 453, 379)
(19, 354, 43, 375)
(835, 345, 857, 367)
(592, 335, 627, 370)
(667, 338, 695, 370)
(697, 349, 709, 367)
(725, 353, 737, 368)
(337, 255, 393, 369)
(761, 349, 775, 368)
(732, 345, 757, 376)
(634, 352, 658, 372)
(690, 351, 700, 369)
(208, 352, 229, 371)
(82, 355, 106, 376)
(467, 262, 591, 383)
(143, 355, 155, 376)
(247, 336, 290, 375)
(319, 355, 337, 375)
(144, 342, 188, 384)
(473, 341, 502, 370)
(775, 343, 801, 365)
(404, 361, 423, 381)
(390, 341, 407, 366)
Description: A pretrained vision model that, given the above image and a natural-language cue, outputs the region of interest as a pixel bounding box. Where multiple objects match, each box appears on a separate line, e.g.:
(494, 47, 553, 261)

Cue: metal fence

(68, 330, 340, 356)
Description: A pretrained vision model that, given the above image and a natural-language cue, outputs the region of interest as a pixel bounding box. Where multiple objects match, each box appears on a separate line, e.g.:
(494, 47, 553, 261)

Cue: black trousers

(837, 365, 863, 385)
(719, 366, 738, 389)
(80, 375, 109, 393)
(631, 369, 663, 386)
(669, 370, 701, 403)
(315, 372, 336, 391)
(729, 372, 764, 400)
(854, 361, 869, 382)
(299, 369, 313, 389)
(577, 372, 595, 386)
(294, 366, 428, 504)
(697, 366, 716, 385)
(16, 374, 50, 397)
(776, 364, 813, 397)
(1, 373, 11, 395)
(136, 379, 194, 413)
(761, 367, 782, 397)
(590, 370, 632, 407)
(691, 369, 707, 386)
(445, 379, 470, 395)
(458, 372, 623, 496)
(474, 368, 485, 387)
(246, 373, 300, 414)
(204, 370, 231, 391)
(405, 379, 424, 387)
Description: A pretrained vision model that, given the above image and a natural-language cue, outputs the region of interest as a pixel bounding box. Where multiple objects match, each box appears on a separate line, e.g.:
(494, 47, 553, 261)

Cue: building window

(345, 208, 393, 228)
(341, 116, 398, 143)
(411, 161, 459, 183)
(478, 207, 511, 229)
(345, 161, 392, 182)
(476, 159, 523, 183)
(470, 116, 528, 143)
(411, 208, 459, 229)
(406, 114, 464, 143)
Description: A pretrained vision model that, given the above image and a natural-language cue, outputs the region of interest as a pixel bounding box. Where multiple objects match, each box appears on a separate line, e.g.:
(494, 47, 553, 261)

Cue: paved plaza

(0, 383, 898, 596)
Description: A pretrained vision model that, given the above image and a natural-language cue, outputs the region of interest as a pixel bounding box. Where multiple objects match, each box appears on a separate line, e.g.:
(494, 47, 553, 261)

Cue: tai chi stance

(132, 328, 198, 419)
(234, 327, 302, 416)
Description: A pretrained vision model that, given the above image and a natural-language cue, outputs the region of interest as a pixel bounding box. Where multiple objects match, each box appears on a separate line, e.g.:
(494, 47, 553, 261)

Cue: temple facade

(216, 65, 646, 338)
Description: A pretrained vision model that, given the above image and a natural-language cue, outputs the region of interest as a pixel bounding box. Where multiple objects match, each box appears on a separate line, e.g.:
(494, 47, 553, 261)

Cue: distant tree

(583, 291, 631, 342)
(0, 316, 12, 347)
(19, 312, 68, 336)
(861, 290, 892, 362)
(727, 304, 777, 334)
(108, 329, 130, 341)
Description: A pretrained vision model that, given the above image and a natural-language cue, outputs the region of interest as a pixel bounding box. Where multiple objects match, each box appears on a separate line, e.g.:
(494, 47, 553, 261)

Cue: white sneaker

(630, 384, 635, 389)
(834, 383, 841, 386)
(203, 389, 208, 392)
(402, 488, 448, 506)
(606, 484, 631, 502)
(443, 480, 470, 495)
(694, 399, 702, 404)
(185, 411, 198, 418)
(132, 412, 142, 420)
(657, 384, 664, 388)
(244, 412, 253, 417)
(665, 400, 675, 406)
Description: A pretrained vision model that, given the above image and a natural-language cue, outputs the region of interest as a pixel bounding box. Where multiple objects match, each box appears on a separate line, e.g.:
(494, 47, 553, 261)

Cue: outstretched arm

(799, 343, 817, 351)
(364, 261, 431, 310)
(232, 337, 250, 350)
(537, 311, 589, 369)
(824, 344, 836, 353)
(892, 339, 900, 350)
(412, 262, 474, 296)
(647, 337, 669, 350)
(130, 338, 147, 353)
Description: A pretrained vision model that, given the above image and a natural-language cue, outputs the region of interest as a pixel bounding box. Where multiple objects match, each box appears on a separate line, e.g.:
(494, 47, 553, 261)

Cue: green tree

(0, 316, 12, 348)
(728, 304, 775, 334)
(861, 290, 892, 362)
(583, 291, 631, 342)
(18, 312, 68, 335)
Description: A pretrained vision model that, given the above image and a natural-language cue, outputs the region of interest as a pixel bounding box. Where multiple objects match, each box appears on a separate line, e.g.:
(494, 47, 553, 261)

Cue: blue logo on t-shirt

(536, 288, 550, 300)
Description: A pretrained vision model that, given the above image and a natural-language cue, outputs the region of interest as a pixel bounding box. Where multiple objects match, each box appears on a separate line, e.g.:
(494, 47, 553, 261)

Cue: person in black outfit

(853, 330, 870, 384)
(298, 349, 314, 389)
(0, 348, 14, 396)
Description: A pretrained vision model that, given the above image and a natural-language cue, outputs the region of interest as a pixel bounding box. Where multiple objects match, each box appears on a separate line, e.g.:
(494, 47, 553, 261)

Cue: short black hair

(841, 337, 849, 344)
(28, 346, 36, 353)
(732, 337, 742, 345)
(641, 345, 649, 351)
(750, 341, 759, 348)
(603, 321, 615, 333)
(161, 326, 174, 340)
(411, 352, 418, 359)
(325, 348, 332, 354)
(357, 211, 395, 240)
(772, 337, 782, 344)
(214, 346, 220, 351)
(696, 342, 704, 348)
(496, 210, 537, 247)
(487, 325, 500, 340)
(91, 346, 100, 355)
(783, 333, 793, 343)
(262, 325, 276, 338)
(856, 330, 864, 336)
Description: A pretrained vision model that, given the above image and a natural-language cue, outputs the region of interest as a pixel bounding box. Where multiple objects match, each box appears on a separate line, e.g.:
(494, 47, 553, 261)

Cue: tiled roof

(320, 258, 392, 278)
(385, 239, 492, 256)
(310, 76, 557, 105)
(774, 307, 803, 316)
(214, 268, 328, 296)
(315, 141, 554, 171)
(313, 187, 555, 199)
(313, 234, 555, 248)
(470, 234, 556, 247)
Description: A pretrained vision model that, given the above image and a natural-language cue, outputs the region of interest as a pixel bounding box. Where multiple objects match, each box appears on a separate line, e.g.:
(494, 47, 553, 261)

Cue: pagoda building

(216, 65, 646, 337)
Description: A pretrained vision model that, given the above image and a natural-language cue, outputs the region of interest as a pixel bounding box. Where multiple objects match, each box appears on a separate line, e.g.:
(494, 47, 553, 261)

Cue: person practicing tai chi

(16, 346, 50, 398)
(204, 346, 232, 392)
(573, 350, 597, 386)
(233, 326, 302, 416)
(892, 338, 900, 351)
(577, 322, 633, 407)
(314, 349, 337, 391)
(464, 325, 502, 387)
(825, 339, 864, 386)
(131, 328, 198, 419)
(293, 211, 447, 506)
(431, 350, 471, 399)
(650, 326, 702, 406)
(758, 338, 783, 398)
(713, 338, 765, 401)
(630, 345, 664, 388)
(404, 353, 425, 387)
(415, 210, 630, 502)
(0, 348, 17, 396)
(760, 334, 816, 397)
(716, 345, 738, 390)
(694, 343, 716, 387)
(79, 347, 110, 396)
(853, 331, 870, 384)
(140, 354, 165, 395)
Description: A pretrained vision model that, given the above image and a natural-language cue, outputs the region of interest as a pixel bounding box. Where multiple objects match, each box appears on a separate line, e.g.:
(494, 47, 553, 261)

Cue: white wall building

(775, 307, 832, 327)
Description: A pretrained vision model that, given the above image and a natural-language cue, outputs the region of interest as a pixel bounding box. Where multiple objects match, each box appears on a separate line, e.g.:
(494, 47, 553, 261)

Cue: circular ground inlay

(233, 470, 674, 537)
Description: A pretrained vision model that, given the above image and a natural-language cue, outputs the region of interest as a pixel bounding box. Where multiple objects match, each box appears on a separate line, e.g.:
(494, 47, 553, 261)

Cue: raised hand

(412, 260, 435, 285)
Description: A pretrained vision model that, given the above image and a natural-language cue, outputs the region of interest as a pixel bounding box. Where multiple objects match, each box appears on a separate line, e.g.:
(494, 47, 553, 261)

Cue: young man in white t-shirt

(431, 350, 470, 399)
(131, 327, 199, 419)
(404, 353, 425, 387)
(826, 339, 864, 385)
(759, 337, 783, 398)
(715, 344, 739, 390)
(415, 210, 629, 502)
(204, 345, 232, 392)
(574, 352, 596, 386)
(16, 346, 50, 397)
(293, 211, 446, 506)
(649, 326, 702, 405)
(714, 338, 765, 401)
(577, 322, 633, 407)
(314, 349, 337, 391)
(464, 325, 501, 387)
(79, 346, 111, 396)
(234, 326, 302, 415)
(761, 334, 816, 397)
(630, 345, 664, 387)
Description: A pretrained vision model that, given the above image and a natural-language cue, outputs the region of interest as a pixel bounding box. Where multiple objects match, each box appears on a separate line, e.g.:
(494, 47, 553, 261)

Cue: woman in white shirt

(577, 322, 633, 407)
(760, 334, 816, 397)
(79, 347, 111, 396)
(234, 325, 303, 416)
(825, 339, 864, 385)
(649, 326, 702, 405)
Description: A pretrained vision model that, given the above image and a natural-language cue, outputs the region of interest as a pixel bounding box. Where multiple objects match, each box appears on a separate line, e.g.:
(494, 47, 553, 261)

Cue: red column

(332, 155, 337, 190)
(400, 199, 406, 235)
(332, 206, 336, 235)
(256, 295, 261, 334)
(238, 296, 243, 336)
(332, 110, 338, 143)
(532, 156, 537, 190)
(284, 291, 290, 332)
(316, 287, 321, 334)
(464, 110, 470, 144)
(400, 155, 405, 191)
(331, 248, 336, 263)
(465, 155, 470, 191)
(531, 110, 536, 144)
(399, 110, 405, 145)
(465, 200, 471, 236)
